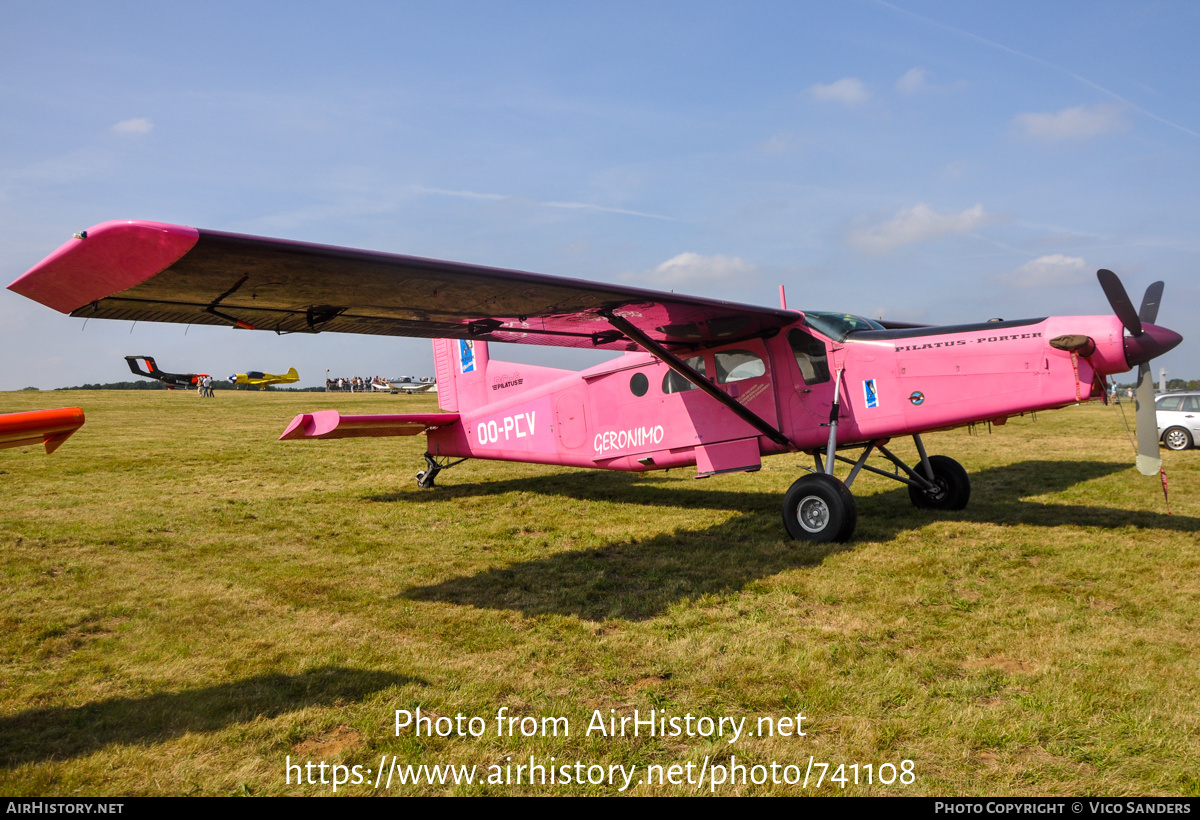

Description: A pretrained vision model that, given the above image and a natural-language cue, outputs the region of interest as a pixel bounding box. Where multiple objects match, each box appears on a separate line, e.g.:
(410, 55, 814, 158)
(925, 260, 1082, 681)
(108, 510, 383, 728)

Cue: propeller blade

(1097, 269, 1143, 337)
(1138, 281, 1164, 326)
(1134, 362, 1161, 476)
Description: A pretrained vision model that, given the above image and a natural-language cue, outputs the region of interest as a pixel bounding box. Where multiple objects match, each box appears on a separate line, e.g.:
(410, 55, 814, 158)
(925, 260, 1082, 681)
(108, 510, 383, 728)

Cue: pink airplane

(8, 220, 1182, 542)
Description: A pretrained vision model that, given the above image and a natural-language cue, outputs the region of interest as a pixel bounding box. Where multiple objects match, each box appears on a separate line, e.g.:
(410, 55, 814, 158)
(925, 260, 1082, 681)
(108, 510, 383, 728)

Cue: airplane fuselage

(426, 313, 1128, 476)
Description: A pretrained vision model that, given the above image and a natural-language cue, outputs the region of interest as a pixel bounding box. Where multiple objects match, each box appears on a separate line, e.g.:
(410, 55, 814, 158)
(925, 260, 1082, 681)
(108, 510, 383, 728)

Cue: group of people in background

(325, 376, 390, 392)
(196, 375, 216, 397)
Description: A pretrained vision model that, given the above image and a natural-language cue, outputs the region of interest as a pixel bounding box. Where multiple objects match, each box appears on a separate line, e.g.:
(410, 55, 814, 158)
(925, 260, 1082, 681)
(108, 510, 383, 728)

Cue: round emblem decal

(909, 391, 925, 406)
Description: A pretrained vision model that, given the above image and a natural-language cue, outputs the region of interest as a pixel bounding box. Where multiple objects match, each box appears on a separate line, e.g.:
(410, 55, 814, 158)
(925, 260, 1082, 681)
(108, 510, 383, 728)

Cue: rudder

(433, 339, 490, 412)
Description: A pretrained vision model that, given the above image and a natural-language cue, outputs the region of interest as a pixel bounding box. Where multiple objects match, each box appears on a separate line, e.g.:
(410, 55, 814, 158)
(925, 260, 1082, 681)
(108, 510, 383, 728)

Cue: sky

(2, 0, 1198, 390)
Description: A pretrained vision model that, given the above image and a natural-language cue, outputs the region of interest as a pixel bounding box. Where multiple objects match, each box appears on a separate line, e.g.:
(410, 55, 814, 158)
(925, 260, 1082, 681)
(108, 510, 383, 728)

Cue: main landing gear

(415, 453, 468, 489)
(781, 435, 971, 543)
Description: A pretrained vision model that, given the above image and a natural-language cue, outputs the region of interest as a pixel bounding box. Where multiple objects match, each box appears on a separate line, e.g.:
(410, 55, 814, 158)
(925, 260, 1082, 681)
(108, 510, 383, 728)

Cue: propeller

(1097, 270, 1172, 476)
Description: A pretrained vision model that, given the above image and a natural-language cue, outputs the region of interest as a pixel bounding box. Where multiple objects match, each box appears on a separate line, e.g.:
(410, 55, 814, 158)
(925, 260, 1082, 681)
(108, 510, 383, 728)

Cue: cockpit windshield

(801, 311, 885, 341)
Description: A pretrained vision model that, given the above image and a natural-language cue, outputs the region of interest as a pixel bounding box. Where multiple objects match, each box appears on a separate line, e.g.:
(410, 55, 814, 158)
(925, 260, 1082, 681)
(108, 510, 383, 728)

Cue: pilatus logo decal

(909, 391, 925, 406)
(491, 372, 523, 391)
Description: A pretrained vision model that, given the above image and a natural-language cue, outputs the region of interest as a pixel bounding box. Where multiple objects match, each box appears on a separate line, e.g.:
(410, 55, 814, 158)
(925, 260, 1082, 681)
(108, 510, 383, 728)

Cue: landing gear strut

(415, 453, 468, 489)
(781, 434, 970, 542)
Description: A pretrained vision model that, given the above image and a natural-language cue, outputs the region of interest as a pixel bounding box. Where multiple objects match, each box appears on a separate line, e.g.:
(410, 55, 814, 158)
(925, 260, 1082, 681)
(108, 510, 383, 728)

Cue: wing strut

(601, 310, 794, 450)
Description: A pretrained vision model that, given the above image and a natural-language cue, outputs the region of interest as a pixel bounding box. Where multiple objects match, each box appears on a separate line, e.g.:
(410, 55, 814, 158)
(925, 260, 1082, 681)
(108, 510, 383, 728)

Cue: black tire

(1163, 427, 1193, 451)
(907, 455, 971, 510)
(782, 473, 857, 543)
(416, 470, 436, 489)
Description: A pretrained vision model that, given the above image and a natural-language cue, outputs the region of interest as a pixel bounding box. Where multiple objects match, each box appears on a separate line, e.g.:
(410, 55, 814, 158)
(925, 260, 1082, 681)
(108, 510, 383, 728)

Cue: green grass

(1, 390, 1197, 795)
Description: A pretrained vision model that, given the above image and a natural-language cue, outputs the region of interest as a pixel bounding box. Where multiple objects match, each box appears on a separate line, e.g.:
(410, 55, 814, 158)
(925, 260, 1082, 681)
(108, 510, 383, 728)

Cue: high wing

(9, 221, 796, 352)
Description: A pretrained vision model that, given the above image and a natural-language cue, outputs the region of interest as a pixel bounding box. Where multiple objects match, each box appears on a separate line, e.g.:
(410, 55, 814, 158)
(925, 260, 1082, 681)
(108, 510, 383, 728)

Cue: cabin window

(789, 328, 831, 385)
(715, 350, 766, 384)
(630, 372, 649, 397)
(662, 356, 706, 394)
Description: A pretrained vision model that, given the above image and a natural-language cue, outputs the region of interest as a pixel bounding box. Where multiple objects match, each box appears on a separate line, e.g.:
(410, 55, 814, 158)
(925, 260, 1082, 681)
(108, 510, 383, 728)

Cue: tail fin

(286, 367, 299, 380)
(433, 339, 490, 412)
(125, 355, 157, 378)
(432, 338, 575, 412)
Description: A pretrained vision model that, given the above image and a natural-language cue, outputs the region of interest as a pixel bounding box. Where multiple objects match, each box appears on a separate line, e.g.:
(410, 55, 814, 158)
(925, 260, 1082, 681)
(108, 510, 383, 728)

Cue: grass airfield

(1, 389, 1198, 796)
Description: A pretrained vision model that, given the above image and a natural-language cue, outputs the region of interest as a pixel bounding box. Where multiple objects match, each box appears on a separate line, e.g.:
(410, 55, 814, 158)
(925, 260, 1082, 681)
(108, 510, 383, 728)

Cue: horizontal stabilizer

(0, 407, 86, 453)
(279, 410, 459, 440)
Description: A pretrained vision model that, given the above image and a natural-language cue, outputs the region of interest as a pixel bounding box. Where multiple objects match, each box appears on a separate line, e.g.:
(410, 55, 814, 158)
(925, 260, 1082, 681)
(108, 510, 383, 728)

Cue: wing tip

(8, 220, 199, 313)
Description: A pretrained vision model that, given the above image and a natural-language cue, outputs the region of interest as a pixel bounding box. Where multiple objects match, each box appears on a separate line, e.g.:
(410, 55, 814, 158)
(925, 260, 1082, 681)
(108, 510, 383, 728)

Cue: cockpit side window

(662, 355, 707, 394)
(789, 328, 831, 385)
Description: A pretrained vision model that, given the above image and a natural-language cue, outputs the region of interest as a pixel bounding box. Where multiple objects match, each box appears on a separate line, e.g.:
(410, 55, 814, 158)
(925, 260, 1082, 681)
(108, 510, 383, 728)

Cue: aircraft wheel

(908, 455, 970, 510)
(782, 474, 857, 543)
(1163, 427, 1193, 451)
(416, 470, 436, 489)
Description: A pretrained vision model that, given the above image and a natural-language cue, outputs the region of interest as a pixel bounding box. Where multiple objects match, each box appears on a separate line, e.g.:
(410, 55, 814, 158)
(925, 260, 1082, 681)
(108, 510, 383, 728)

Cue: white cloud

(412, 185, 672, 220)
(757, 132, 797, 156)
(848, 203, 997, 254)
(1000, 254, 1088, 288)
(1013, 103, 1128, 142)
(895, 68, 928, 94)
(639, 252, 755, 290)
(808, 78, 868, 106)
(894, 67, 966, 95)
(940, 160, 969, 179)
(111, 117, 154, 135)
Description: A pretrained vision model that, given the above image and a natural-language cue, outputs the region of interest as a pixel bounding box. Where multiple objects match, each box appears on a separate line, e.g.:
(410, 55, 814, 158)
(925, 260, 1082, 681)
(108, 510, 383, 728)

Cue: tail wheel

(782, 473, 857, 543)
(1163, 427, 1193, 451)
(908, 455, 970, 510)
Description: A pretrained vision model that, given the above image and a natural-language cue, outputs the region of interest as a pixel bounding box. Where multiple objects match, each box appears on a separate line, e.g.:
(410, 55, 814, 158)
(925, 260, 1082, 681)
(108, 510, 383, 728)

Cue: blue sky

(2, 1, 1198, 389)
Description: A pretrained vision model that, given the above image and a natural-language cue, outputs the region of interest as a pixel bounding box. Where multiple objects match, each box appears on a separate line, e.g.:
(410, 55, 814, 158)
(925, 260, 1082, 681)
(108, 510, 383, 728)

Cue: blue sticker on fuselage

(459, 339, 475, 373)
(863, 378, 878, 409)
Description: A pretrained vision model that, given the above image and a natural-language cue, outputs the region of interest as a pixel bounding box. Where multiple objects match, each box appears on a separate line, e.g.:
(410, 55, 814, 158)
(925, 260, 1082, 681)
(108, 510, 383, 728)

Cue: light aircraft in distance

(0, 407, 85, 454)
(229, 367, 299, 389)
(384, 377, 437, 394)
(8, 220, 1183, 542)
(125, 355, 209, 390)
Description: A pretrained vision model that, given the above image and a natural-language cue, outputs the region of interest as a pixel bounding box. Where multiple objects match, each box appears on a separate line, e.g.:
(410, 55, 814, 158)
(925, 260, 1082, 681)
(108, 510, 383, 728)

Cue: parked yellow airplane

(228, 367, 299, 389)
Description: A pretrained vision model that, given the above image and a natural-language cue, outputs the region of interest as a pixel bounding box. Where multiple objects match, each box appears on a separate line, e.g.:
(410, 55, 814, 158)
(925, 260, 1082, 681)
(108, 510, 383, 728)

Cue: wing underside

(9, 221, 797, 352)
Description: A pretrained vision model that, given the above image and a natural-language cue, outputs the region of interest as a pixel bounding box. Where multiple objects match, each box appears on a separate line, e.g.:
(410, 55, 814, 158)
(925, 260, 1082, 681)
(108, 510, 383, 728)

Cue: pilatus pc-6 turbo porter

(8, 220, 1183, 542)
(229, 367, 299, 389)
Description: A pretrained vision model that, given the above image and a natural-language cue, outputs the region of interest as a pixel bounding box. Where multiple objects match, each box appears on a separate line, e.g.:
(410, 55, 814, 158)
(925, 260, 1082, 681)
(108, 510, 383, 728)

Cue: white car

(1156, 392, 1200, 451)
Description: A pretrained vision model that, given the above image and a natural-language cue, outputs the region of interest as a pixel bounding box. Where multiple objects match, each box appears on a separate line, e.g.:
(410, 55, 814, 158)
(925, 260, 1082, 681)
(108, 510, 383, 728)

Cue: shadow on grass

(0, 666, 416, 768)
(392, 460, 1199, 621)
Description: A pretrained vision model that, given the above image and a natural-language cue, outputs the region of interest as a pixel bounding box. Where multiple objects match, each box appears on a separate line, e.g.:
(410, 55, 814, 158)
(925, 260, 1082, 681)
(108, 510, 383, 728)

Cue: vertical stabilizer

(433, 339, 490, 412)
